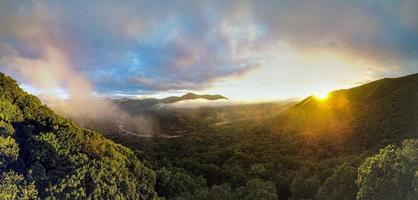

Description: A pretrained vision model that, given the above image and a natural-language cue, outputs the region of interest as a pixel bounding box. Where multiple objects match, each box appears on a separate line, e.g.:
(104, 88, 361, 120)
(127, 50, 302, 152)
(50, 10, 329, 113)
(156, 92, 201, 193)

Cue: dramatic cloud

(0, 1, 156, 134)
(0, 0, 417, 99)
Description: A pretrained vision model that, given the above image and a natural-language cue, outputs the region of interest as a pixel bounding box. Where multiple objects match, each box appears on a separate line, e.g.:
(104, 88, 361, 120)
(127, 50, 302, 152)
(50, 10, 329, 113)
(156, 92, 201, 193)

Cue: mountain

(0, 73, 156, 199)
(161, 92, 228, 104)
(44, 72, 418, 200)
(266, 73, 418, 153)
(93, 73, 418, 200)
(3, 70, 417, 200)
(117, 92, 227, 112)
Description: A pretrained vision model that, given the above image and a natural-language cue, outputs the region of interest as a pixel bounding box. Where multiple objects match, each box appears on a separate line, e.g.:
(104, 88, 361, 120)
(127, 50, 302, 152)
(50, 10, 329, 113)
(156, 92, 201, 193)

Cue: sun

(314, 90, 330, 101)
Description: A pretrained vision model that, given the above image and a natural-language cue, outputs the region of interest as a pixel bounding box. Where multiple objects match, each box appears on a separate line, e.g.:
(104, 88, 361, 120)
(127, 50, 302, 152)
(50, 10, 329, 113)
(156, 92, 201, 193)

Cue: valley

(104, 74, 418, 199)
(1, 72, 418, 200)
(1, 1, 417, 199)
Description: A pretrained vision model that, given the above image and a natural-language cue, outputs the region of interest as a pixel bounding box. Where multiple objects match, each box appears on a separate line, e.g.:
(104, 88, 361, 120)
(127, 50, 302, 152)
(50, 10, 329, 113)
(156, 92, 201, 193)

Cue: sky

(0, 0, 418, 101)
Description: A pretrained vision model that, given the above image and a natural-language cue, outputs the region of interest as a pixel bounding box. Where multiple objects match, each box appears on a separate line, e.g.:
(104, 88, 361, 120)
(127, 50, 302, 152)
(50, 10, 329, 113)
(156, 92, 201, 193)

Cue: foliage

(0, 72, 157, 199)
(1, 72, 418, 199)
(155, 167, 206, 199)
(172, 179, 278, 200)
(316, 164, 358, 200)
(111, 74, 418, 199)
(203, 184, 236, 200)
(236, 179, 278, 200)
(0, 171, 38, 200)
(291, 175, 320, 200)
(356, 139, 418, 200)
(0, 100, 22, 123)
(0, 121, 15, 136)
(0, 136, 19, 168)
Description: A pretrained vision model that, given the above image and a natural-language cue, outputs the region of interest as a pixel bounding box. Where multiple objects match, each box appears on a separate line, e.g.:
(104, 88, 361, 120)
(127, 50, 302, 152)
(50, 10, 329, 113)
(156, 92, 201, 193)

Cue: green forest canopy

(0, 73, 156, 199)
(1, 72, 418, 199)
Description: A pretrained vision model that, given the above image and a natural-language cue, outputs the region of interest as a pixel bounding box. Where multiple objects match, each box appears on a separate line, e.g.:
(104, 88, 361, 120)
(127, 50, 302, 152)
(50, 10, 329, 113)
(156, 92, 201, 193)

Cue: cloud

(0, 0, 417, 98)
(156, 99, 234, 109)
(0, 1, 156, 134)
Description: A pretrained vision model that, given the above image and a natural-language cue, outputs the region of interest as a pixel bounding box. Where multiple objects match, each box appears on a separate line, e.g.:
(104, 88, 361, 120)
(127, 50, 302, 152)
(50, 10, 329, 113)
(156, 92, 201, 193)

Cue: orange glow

(203, 47, 375, 101)
(314, 91, 330, 101)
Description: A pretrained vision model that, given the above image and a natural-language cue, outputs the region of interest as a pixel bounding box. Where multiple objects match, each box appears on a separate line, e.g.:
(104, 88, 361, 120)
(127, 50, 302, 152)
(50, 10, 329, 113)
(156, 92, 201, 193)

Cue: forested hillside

(269, 73, 418, 153)
(115, 73, 418, 200)
(1, 71, 417, 200)
(0, 73, 156, 199)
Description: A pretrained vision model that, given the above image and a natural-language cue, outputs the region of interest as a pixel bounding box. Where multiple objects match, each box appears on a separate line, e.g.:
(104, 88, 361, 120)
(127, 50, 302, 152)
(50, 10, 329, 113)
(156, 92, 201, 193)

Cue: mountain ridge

(117, 92, 227, 103)
(116, 92, 228, 114)
(161, 92, 228, 104)
(0, 72, 157, 199)
(109, 72, 418, 200)
(265, 72, 418, 153)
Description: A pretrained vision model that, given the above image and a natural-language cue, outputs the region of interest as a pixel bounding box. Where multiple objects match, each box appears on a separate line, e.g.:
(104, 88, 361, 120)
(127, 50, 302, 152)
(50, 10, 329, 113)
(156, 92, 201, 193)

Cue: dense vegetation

(0, 73, 156, 199)
(112, 74, 418, 200)
(1, 72, 418, 199)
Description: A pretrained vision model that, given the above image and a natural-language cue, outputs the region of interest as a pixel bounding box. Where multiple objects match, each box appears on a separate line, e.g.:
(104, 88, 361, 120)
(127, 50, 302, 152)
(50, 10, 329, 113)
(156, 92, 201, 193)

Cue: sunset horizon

(1, 1, 417, 102)
(0, 1, 417, 200)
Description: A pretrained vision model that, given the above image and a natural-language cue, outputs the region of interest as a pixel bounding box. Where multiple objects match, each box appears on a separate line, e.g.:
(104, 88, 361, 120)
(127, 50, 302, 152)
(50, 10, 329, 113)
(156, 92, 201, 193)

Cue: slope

(0, 73, 156, 199)
(267, 73, 418, 153)
(100, 73, 418, 200)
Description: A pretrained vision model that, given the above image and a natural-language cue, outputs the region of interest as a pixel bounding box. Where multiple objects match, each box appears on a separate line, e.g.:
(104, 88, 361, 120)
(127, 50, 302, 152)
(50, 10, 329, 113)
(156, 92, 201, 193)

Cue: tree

(155, 167, 206, 199)
(291, 175, 320, 200)
(237, 179, 279, 200)
(356, 139, 418, 200)
(250, 164, 267, 178)
(205, 184, 236, 200)
(0, 100, 22, 123)
(316, 164, 358, 200)
(0, 171, 38, 200)
(0, 72, 158, 199)
(0, 136, 19, 168)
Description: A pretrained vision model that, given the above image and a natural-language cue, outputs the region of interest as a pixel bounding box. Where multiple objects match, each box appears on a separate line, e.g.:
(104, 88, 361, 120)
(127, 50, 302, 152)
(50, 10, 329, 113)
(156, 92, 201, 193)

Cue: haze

(0, 0, 417, 102)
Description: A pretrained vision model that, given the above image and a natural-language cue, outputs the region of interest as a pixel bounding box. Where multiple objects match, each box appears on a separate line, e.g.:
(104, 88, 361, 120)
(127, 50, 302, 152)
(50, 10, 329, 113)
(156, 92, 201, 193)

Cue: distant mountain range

(161, 92, 228, 103)
(116, 92, 228, 112)
(2, 71, 418, 199)
(108, 73, 418, 199)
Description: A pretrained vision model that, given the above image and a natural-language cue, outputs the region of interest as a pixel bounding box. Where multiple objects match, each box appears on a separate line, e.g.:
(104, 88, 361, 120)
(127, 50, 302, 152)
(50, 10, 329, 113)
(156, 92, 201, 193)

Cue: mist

(6, 45, 156, 134)
(0, 2, 157, 135)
